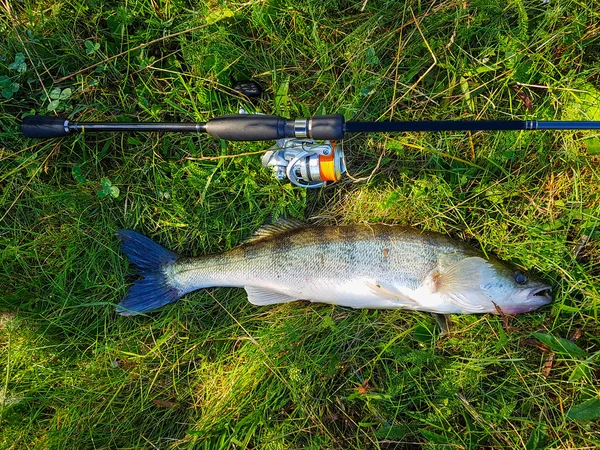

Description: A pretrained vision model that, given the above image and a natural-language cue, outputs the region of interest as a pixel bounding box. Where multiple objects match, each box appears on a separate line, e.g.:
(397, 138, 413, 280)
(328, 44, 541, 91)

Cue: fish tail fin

(116, 230, 182, 316)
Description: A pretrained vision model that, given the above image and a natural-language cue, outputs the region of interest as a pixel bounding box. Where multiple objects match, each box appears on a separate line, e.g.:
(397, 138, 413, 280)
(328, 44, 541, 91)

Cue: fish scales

(167, 226, 479, 308)
(116, 224, 552, 316)
(172, 226, 445, 291)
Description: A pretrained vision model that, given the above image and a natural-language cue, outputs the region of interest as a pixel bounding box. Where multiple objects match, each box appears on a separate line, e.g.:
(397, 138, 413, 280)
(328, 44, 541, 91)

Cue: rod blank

(535, 121, 600, 130)
(345, 120, 531, 133)
(345, 120, 600, 133)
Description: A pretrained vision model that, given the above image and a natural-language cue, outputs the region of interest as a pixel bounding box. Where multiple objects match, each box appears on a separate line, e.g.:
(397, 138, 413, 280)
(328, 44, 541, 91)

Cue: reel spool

(262, 138, 345, 188)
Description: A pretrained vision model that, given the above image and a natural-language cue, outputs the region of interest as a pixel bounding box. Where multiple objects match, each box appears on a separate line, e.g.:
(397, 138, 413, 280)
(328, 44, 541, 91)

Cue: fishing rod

(21, 113, 600, 188)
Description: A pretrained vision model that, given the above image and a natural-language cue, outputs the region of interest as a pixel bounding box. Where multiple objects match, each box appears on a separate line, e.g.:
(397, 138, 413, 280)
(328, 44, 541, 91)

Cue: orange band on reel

(319, 142, 339, 181)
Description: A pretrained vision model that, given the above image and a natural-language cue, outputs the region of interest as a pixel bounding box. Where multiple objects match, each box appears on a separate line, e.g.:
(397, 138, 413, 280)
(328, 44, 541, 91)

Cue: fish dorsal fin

(429, 256, 494, 312)
(243, 218, 308, 243)
(245, 286, 298, 305)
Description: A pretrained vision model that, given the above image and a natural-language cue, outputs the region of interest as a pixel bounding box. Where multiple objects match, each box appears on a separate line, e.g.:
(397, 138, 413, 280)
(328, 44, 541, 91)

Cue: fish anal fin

(245, 286, 298, 305)
(365, 281, 417, 306)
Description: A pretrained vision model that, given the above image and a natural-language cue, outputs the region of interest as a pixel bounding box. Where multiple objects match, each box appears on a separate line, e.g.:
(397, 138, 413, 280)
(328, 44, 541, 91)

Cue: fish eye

(514, 271, 528, 285)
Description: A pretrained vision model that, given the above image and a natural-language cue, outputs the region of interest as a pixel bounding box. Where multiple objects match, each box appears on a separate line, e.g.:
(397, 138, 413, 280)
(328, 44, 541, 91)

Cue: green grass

(1, 0, 600, 448)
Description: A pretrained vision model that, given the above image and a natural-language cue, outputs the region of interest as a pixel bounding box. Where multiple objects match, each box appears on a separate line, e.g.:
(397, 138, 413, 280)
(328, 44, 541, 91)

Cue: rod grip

(310, 115, 345, 140)
(205, 114, 292, 141)
(205, 114, 347, 141)
(21, 115, 70, 138)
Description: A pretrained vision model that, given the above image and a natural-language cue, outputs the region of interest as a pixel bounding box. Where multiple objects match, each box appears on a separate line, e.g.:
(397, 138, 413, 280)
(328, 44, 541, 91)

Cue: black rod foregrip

(205, 114, 293, 140)
(204, 114, 346, 140)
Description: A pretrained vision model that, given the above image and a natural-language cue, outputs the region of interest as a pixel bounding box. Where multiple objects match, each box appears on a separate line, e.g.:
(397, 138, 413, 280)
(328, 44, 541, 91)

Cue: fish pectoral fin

(430, 256, 495, 312)
(432, 256, 494, 293)
(365, 281, 417, 306)
(244, 286, 298, 306)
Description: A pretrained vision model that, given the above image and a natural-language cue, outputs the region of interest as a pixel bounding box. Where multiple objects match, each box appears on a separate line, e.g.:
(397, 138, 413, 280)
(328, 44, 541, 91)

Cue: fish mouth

(527, 285, 552, 304)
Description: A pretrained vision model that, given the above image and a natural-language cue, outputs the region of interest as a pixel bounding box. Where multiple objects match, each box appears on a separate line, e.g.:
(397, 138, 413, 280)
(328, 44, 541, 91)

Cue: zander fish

(116, 220, 551, 316)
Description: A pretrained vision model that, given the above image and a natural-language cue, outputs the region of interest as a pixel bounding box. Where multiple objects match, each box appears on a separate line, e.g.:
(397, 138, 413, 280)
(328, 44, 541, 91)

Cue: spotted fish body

(117, 223, 552, 316)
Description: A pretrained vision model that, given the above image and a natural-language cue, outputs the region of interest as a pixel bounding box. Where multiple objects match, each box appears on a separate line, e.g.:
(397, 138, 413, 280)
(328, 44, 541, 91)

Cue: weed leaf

(59, 88, 72, 100)
(460, 76, 474, 112)
(47, 100, 60, 111)
(109, 186, 120, 198)
(205, 7, 234, 25)
(97, 178, 119, 198)
(525, 427, 548, 450)
(72, 165, 86, 184)
(375, 424, 412, 440)
(49, 88, 62, 100)
(85, 40, 101, 55)
(568, 363, 591, 382)
(421, 429, 449, 444)
(414, 323, 435, 343)
(532, 332, 586, 358)
(567, 398, 600, 421)
(584, 138, 600, 155)
(8, 53, 27, 72)
(274, 78, 289, 115)
(2, 82, 19, 99)
(365, 47, 380, 65)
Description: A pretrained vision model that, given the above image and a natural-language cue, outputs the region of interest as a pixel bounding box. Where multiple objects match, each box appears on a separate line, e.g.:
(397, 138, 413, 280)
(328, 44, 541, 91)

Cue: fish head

(429, 254, 552, 314)
(476, 259, 552, 314)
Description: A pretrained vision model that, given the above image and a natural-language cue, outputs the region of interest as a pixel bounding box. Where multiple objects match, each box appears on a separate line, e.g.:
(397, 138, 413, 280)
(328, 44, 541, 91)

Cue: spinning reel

(240, 109, 345, 188)
(262, 138, 344, 188)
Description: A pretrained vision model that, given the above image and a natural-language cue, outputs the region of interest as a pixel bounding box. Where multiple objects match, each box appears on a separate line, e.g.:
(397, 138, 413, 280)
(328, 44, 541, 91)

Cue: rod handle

(21, 114, 347, 140)
(205, 114, 345, 141)
(21, 115, 70, 138)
